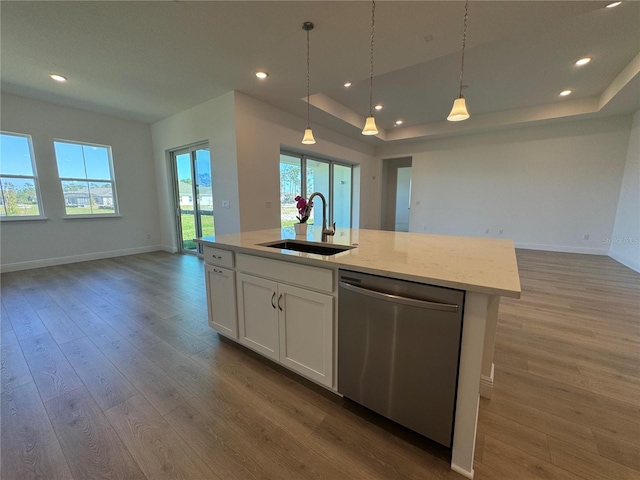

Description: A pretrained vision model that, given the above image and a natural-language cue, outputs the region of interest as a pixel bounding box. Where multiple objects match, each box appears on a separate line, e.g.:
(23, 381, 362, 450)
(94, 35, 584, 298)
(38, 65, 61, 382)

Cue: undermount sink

(260, 240, 356, 256)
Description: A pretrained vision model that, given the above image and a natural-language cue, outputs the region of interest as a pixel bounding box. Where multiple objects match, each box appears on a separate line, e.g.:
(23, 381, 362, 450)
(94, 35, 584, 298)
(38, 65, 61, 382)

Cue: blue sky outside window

(54, 141, 112, 180)
(0, 133, 35, 176)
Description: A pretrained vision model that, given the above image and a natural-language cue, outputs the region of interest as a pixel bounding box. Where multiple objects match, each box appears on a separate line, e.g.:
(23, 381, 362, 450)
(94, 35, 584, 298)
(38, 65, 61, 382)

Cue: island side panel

(451, 291, 490, 480)
(480, 295, 500, 399)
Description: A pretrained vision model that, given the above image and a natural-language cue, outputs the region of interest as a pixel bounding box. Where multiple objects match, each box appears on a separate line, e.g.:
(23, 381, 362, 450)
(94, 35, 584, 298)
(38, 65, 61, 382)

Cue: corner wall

(376, 115, 632, 254)
(0, 94, 160, 272)
(609, 110, 640, 272)
(232, 92, 378, 232)
(150, 92, 240, 250)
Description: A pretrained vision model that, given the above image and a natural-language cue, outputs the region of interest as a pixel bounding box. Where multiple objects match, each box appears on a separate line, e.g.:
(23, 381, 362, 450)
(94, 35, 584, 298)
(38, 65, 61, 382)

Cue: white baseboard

(480, 364, 494, 400)
(608, 250, 640, 273)
(514, 242, 608, 255)
(160, 244, 179, 253)
(0, 245, 165, 273)
(451, 463, 474, 479)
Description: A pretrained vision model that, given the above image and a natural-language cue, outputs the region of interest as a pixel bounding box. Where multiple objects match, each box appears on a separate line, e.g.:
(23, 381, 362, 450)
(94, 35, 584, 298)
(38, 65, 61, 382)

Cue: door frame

(381, 157, 412, 231)
(169, 142, 209, 255)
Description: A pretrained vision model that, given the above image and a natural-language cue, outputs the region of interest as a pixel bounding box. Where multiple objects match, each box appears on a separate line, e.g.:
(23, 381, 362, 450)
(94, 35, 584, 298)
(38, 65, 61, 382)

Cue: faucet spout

(308, 192, 335, 242)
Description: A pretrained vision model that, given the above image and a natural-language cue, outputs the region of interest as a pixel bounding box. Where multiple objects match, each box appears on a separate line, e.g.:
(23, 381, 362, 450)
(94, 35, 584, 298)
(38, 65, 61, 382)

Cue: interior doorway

(171, 143, 214, 254)
(381, 157, 412, 232)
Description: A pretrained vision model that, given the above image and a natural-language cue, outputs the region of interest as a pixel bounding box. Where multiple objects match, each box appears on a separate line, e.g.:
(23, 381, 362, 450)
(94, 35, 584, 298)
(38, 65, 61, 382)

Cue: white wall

(609, 110, 640, 271)
(0, 94, 160, 271)
(376, 116, 633, 254)
(150, 92, 377, 248)
(151, 92, 240, 250)
(232, 92, 377, 232)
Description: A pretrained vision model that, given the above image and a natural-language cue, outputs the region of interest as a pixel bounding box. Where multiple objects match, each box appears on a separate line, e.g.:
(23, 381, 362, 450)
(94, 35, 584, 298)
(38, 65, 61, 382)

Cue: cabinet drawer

(236, 253, 333, 293)
(204, 246, 234, 268)
(205, 265, 238, 339)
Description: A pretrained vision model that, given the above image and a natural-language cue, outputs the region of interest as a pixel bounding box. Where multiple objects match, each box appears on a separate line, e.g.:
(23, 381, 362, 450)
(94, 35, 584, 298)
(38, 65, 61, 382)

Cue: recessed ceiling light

(49, 74, 67, 82)
(374, 104, 383, 110)
(344, 82, 352, 87)
(606, 2, 622, 8)
(575, 57, 591, 66)
(395, 120, 403, 125)
(255, 71, 269, 79)
(559, 90, 572, 97)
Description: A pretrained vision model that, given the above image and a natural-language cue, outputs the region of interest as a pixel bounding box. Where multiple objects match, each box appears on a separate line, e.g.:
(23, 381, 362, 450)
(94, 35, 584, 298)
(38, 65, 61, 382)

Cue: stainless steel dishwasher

(338, 269, 464, 448)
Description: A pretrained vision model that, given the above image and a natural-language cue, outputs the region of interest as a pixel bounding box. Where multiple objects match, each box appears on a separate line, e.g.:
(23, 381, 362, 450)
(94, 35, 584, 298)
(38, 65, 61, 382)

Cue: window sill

(63, 214, 122, 220)
(0, 216, 48, 222)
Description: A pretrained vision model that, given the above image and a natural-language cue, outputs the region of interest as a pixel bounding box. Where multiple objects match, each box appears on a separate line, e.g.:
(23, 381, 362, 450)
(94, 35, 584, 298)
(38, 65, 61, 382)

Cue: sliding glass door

(279, 152, 352, 235)
(172, 144, 214, 254)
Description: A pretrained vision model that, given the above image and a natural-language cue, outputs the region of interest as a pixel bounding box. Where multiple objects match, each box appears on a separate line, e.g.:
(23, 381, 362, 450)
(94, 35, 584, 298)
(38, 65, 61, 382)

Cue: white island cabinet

(197, 228, 521, 480)
(235, 253, 335, 388)
(203, 247, 238, 339)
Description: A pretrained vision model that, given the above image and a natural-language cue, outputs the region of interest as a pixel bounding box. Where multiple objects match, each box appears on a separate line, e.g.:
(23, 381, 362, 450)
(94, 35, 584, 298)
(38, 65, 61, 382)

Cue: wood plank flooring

(1, 250, 638, 479)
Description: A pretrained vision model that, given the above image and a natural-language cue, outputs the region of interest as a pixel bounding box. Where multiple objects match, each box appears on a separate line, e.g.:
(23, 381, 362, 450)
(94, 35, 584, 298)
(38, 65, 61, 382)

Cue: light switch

(222, 201, 230, 209)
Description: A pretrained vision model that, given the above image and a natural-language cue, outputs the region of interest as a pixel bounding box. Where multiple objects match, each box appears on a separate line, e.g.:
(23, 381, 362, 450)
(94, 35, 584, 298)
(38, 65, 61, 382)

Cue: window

(54, 140, 118, 216)
(279, 151, 352, 234)
(0, 132, 44, 219)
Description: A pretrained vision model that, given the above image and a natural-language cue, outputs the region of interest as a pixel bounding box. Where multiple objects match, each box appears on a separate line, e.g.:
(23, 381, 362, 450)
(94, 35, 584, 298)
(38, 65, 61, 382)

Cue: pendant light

(301, 21, 316, 144)
(362, 0, 378, 135)
(447, 0, 471, 122)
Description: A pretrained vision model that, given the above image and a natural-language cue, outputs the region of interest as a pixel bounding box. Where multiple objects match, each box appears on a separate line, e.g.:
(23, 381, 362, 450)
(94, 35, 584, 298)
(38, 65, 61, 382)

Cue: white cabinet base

(236, 273, 280, 361)
(205, 264, 238, 339)
(278, 284, 333, 388)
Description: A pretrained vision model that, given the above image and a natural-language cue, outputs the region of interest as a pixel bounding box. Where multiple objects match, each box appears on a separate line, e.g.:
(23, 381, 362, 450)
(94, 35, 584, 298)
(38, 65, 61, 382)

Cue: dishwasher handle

(339, 281, 459, 313)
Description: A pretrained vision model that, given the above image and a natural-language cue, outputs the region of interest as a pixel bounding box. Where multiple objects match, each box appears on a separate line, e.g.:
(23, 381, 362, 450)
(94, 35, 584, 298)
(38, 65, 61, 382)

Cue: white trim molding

(514, 242, 609, 255)
(480, 364, 495, 400)
(0, 245, 164, 273)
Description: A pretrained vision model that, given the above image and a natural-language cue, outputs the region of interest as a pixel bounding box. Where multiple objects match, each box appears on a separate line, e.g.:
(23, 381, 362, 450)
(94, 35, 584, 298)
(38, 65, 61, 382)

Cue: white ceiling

(2, 1, 639, 145)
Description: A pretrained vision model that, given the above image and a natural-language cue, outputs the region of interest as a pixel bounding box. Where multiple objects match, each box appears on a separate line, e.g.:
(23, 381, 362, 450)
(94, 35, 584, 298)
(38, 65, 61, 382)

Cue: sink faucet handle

(326, 222, 336, 236)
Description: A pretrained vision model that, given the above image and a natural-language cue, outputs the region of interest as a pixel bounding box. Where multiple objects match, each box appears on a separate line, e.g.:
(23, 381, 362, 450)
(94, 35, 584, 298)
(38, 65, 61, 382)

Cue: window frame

(0, 131, 46, 221)
(53, 138, 120, 218)
(280, 150, 354, 229)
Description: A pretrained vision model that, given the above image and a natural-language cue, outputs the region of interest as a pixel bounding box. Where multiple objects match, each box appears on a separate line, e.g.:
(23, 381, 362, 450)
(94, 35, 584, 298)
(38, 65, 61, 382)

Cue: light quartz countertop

(197, 228, 521, 298)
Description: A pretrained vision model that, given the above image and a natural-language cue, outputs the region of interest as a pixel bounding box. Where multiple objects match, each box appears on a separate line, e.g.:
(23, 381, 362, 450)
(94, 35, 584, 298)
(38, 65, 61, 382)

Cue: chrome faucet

(308, 192, 335, 242)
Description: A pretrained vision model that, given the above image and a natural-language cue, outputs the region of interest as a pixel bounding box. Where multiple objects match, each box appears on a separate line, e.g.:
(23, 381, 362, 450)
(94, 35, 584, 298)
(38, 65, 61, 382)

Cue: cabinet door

(278, 284, 333, 387)
(205, 265, 238, 339)
(236, 273, 279, 361)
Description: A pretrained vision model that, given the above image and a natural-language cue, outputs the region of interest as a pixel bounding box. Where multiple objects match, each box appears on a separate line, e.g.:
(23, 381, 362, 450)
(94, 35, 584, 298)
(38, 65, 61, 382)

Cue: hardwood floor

(1, 250, 638, 479)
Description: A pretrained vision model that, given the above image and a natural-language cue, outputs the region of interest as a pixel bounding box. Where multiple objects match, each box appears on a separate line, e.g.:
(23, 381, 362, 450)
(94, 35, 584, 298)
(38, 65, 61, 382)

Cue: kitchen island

(196, 228, 520, 479)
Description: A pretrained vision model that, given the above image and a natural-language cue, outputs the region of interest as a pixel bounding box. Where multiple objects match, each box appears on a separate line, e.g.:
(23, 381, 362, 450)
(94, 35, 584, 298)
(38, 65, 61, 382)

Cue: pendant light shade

(362, 116, 378, 135)
(448, 0, 471, 122)
(302, 128, 316, 144)
(362, 0, 378, 136)
(447, 97, 469, 122)
(301, 22, 316, 144)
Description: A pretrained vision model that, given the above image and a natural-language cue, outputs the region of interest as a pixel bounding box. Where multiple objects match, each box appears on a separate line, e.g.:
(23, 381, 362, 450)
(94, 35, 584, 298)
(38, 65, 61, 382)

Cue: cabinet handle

(271, 292, 276, 309)
(278, 294, 283, 311)
(212, 268, 223, 274)
(212, 254, 222, 259)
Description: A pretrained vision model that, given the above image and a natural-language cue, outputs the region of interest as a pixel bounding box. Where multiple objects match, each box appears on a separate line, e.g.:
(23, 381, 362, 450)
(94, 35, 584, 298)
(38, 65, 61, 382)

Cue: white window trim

(280, 150, 354, 228)
(0, 131, 46, 221)
(53, 138, 120, 218)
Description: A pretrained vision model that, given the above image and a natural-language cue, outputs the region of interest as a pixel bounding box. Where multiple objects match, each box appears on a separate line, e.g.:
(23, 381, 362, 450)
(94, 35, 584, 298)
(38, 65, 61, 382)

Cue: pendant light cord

(368, 0, 376, 117)
(457, 0, 469, 99)
(306, 26, 311, 129)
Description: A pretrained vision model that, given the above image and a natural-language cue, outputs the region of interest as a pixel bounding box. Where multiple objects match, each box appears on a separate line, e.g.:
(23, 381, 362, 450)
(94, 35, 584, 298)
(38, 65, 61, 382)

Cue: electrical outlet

(484, 228, 490, 234)
(265, 201, 271, 208)
(146, 234, 151, 239)
(499, 229, 504, 235)
(423, 225, 428, 231)
(415, 200, 421, 206)
(583, 233, 590, 240)
(222, 201, 230, 209)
